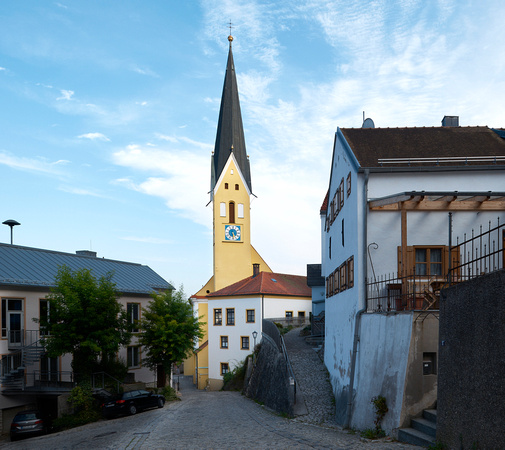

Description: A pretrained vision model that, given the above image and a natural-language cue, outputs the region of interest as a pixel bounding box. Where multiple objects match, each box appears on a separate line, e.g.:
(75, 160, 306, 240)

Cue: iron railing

(449, 218, 504, 284)
(366, 272, 445, 313)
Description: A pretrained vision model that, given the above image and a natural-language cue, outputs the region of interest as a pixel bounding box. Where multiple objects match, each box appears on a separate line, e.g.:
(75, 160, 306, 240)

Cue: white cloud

(119, 236, 173, 245)
(57, 89, 74, 100)
(112, 143, 212, 227)
(78, 132, 110, 142)
(59, 185, 108, 198)
(0, 152, 69, 175)
(131, 65, 159, 78)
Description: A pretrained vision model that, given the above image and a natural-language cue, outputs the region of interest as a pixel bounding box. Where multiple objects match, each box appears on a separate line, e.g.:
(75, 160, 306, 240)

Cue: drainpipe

(344, 169, 369, 429)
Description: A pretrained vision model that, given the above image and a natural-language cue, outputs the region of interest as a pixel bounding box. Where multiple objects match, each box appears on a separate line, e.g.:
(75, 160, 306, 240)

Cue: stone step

(398, 427, 436, 447)
(423, 409, 437, 424)
(411, 417, 437, 438)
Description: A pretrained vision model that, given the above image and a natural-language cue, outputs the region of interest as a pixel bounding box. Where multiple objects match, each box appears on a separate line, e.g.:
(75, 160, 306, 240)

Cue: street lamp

(3, 220, 20, 245)
(252, 330, 258, 348)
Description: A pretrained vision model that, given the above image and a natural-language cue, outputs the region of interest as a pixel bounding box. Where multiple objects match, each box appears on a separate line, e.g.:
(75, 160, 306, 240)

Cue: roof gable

(208, 272, 310, 298)
(0, 244, 173, 295)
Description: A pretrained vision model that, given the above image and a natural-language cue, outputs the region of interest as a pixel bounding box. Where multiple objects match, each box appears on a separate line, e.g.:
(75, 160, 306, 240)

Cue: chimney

(252, 263, 260, 277)
(76, 250, 97, 257)
(442, 116, 459, 127)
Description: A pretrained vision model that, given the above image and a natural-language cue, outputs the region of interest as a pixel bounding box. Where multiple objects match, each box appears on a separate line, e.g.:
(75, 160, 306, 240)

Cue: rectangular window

(220, 202, 226, 217)
(40, 299, 49, 336)
(238, 203, 244, 219)
(415, 248, 443, 276)
(325, 255, 355, 298)
(127, 346, 140, 368)
(347, 172, 351, 197)
(221, 362, 229, 375)
(226, 308, 235, 325)
(241, 336, 250, 350)
(246, 309, 255, 323)
(214, 309, 222, 326)
(298, 311, 305, 317)
(220, 336, 228, 349)
(2, 298, 23, 342)
(127, 303, 140, 332)
(285, 311, 293, 318)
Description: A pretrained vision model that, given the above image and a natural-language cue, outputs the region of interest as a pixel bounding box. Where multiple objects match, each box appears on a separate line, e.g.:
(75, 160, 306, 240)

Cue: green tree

(38, 266, 131, 380)
(139, 286, 204, 386)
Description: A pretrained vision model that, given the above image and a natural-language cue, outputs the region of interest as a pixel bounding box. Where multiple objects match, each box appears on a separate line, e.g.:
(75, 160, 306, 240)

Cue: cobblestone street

(2, 372, 420, 449)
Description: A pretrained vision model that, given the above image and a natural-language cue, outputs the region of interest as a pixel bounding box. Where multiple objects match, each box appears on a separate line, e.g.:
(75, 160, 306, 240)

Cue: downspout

(344, 168, 369, 429)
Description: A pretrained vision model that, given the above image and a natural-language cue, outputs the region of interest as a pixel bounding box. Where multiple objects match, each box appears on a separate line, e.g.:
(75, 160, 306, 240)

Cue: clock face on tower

(224, 225, 241, 241)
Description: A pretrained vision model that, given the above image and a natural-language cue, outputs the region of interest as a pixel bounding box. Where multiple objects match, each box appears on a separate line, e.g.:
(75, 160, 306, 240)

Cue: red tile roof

(207, 272, 311, 298)
(320, 189, 329, 214)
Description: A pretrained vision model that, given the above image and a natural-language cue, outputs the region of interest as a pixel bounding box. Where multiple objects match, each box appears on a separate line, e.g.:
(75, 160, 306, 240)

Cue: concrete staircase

(398, 409, 437, 447)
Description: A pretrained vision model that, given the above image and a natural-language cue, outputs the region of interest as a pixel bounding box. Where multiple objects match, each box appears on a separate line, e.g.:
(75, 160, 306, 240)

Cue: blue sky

(1, 1, 504, 296)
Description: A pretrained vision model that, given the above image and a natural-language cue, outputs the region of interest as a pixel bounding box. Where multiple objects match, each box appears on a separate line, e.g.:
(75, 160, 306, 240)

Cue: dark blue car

(102, 389, 165, 418)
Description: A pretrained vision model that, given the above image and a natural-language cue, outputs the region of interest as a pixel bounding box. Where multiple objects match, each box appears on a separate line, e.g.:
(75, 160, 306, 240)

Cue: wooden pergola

(368, 191, 505, 278)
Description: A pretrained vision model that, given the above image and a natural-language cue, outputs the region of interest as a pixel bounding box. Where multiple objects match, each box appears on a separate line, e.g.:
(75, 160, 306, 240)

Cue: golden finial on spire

(228, 20, 233, 44)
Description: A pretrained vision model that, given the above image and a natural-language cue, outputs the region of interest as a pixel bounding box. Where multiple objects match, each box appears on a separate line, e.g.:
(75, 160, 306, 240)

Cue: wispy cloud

(57, 89, 74, 100)
(112, 143, 211, 227)
(131, 65, 159, 78)
(0, 152, 69, 175)
(78, 132, 110, 142)
(58, 185, 109, 198)
(119, 236, 173, 245)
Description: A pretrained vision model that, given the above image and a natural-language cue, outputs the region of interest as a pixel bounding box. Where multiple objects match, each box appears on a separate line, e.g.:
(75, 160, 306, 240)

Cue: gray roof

(0, 243, 173, 295)
(211, 39, 252, 193)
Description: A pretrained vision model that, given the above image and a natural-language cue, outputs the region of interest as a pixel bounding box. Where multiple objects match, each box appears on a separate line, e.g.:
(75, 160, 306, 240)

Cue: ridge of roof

(212, 39, 252, 193)
(208, 271, 310, 298)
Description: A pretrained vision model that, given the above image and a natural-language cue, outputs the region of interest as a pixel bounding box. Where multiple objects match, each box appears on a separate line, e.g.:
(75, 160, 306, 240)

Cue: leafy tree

(139, 286, 204, 386)
(37, 266, 131, 381)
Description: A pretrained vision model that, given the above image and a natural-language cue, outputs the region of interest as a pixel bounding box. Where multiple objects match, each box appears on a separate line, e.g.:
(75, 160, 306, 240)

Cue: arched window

(235, 184, 239, 190)
(225, 183, 229, 189)
(229, 202, 235, 223)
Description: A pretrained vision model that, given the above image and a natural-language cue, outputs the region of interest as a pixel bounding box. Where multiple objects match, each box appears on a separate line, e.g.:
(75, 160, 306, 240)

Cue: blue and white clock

(225, 225, 241, 241)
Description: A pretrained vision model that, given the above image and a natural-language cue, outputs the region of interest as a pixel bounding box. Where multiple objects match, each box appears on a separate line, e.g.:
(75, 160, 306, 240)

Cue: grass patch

(360, 427, 386, 439)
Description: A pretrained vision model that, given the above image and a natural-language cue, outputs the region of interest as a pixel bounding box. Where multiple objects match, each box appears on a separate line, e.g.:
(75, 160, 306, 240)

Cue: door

(7, 300, 23, 346)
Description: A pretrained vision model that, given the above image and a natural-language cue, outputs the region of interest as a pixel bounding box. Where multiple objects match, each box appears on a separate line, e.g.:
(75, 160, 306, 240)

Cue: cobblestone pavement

(283, 327, 337, 426)
(4, 375, 420, 449)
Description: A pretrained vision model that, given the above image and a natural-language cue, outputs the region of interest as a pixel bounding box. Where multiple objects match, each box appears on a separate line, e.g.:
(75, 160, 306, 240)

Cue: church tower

(196, 34, 271, 296)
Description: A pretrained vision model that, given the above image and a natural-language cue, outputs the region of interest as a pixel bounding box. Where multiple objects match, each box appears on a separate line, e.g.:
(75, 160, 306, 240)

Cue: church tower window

(225, 183, 229, 189)
(238, 203, 244, 219)
(220, 202, 226, 217)
(229, 202, 235, 223)
(235, 184, 239, 190)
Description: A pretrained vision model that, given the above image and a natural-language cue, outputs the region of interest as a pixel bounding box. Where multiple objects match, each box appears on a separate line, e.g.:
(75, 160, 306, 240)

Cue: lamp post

(252, 331, 258, 348)
(3, 220, 20, 245)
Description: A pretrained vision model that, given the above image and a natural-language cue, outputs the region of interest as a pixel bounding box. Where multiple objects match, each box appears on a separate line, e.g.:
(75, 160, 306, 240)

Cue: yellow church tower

(196, 34, 271, 297)
(187, 35, 271, 388)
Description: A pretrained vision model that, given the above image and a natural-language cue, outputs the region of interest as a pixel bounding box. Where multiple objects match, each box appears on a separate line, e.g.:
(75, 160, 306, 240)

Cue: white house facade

(321, 119, 505, 433)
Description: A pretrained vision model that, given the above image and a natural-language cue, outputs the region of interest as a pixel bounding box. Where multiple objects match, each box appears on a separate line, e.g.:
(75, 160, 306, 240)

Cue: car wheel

(129, 404, 137, 415)
(158, 398, 165, 408)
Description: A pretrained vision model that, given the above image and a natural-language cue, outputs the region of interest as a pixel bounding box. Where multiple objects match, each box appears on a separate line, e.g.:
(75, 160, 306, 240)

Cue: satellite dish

(362, 118, 375, 129)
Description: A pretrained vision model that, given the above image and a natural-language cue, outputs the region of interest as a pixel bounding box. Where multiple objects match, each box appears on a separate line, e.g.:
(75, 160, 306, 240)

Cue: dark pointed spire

(211, 35, 252, 193)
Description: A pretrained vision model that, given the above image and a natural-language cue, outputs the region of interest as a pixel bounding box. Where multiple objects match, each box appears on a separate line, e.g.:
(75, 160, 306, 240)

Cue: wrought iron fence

(449, 218, 504, 284)
(366, 272, 445, 313)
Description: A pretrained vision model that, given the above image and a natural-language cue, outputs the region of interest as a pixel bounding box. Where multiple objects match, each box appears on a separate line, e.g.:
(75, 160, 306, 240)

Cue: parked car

(10, 410, 51, 441)
(102, 389, 165, 418)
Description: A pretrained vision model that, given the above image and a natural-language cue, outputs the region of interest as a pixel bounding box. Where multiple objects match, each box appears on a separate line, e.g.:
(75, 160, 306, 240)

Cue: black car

(102, 389, 165, 418)
(10, 410, 51, 441)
